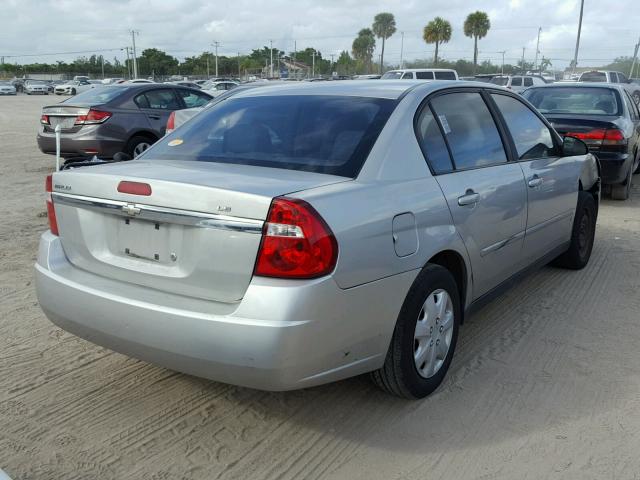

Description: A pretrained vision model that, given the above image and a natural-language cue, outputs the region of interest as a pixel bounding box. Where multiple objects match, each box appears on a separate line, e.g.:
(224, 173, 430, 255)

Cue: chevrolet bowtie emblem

(122, 204, 141, 216)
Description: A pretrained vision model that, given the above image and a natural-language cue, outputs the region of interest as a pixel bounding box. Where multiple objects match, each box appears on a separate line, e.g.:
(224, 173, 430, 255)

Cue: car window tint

(617, 72, 628, 83)
(623, 91, 639, 120)
(524, 77, 533, 87)
(401, 72, 414, 79)
(178, 89, 210, 108)
(147, 95, 397, 177)
(523, 87, 621, 116)
(134, 93, 150, 108)
(492, 94, 556, 160)
(415, 107, 454, 174)
(434, 71, 456, 80)
(511, 77, 522, 86)
(142, 89, 180, 109)
(609, 72, 618, 83)
(416, 71, 434, 80)
(430, 92, 507, 169)
(580, 71, 607, 82)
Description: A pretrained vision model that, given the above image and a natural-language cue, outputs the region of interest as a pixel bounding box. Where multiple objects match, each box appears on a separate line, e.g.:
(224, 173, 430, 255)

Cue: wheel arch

(425, 249, 469, 324)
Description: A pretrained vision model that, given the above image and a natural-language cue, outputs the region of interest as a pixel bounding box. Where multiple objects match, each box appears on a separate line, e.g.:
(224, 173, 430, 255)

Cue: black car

(37, 84, 213, 159)
(523, 83, 640, 200)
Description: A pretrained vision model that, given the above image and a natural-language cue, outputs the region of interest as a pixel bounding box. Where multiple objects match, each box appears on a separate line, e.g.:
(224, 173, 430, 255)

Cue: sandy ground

(1, 94, 640, 480)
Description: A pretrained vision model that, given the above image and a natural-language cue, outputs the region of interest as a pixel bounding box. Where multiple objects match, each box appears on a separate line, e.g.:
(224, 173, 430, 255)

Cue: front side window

(381, 71, 403, 79)
(401, 72, 414, 79)
(177, 89, 211, 108)
(623, 91, 639, 120)
(430, 92, 507, 169)
(416, 71, 435, 80)
(138, 89, 180, 109)
(492, 94, 556, 160)
(524, 77, 533, 87)
(146, 95, 397, 177)
(617, 72, 628, 83)
(511, 77, 523, 87)
(415, 107, 454, 174)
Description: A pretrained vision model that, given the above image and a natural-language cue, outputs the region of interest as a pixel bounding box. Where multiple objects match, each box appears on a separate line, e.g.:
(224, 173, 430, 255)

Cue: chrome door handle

(457, 190, 480, 206)
(528, 176, 543, 188)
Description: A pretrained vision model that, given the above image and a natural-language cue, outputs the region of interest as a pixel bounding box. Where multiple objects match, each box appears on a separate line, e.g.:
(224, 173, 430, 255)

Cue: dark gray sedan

(37, 84, 212, 159)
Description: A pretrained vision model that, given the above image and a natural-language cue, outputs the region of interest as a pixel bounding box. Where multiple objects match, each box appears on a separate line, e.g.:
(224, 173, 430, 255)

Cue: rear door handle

(528, 175, 543, 188)
(457, 190, 480, 206)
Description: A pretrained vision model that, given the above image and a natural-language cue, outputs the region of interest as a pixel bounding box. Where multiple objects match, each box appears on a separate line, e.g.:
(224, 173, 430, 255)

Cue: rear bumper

(35, 232, 415, 390)
(596, 152, 633, 184)
(37, 127, 125, 159)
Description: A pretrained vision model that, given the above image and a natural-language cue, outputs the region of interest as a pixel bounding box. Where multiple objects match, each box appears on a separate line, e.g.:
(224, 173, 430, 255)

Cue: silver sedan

(35, 81, 600, 398)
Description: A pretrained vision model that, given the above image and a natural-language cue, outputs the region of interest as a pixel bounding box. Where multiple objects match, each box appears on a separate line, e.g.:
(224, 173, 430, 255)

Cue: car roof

(226, 80, 498, 100)
(524, 82, 624, 90)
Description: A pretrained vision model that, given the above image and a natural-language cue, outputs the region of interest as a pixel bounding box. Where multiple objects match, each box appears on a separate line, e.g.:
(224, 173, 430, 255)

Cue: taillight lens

(40, 114, 50, 125)
(45, 175, 59, 236)
(565, 128, 626, 145)
(603, 128, 625, 145)
(166, 111, 176, 134)
(75, 109, 112, 125)
(254, 197, 338, 279)
(117, 181, 152, 196)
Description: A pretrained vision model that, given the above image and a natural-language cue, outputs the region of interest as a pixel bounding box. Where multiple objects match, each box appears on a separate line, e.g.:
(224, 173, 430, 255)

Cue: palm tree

(372, 12, 396, 74)
(352, 28, 376, 74)
(463, 11, 491, 72)
(423, 17, 452, 66)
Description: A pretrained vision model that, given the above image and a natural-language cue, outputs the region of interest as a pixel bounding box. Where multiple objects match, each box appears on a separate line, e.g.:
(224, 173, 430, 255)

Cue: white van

(381, 68, 459, 81)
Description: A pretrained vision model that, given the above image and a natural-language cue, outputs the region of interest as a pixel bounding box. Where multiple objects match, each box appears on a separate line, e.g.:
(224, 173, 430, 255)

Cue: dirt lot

(1, 94, 640, 480)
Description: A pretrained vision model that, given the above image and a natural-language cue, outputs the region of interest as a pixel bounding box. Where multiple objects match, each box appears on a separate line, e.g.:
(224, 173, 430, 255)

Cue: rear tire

(611, 165, 633, 200)
(370, 264, 461, 399)
(554, 191, 596, 270)
(126, 135, 155, 158)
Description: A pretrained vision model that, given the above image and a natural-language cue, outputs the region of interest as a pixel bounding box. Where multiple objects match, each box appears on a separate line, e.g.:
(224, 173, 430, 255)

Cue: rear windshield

(63, 86, 127, 105)
(490, 77, 509, 86)
(579, 72, 607, 82)
(381, 71, 403, 79)
(434, 71, 457, 80)
(145, 95, 397, 177)
(523, 87, 621, 115)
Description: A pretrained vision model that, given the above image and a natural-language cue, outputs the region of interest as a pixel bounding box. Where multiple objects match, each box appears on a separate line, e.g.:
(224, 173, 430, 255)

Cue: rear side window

(177, 89, 211, 108)
(146, 95, 397, 177)
(511, 77, 523, 87)
(491, 94, 556, 160)
(524, 77, 533, 87)
(609, 72, 619, 83)
(136, 89, 181, 109)
(490, 77, 509, 86)
(381, 71, 403, 79)
(435, 71, 456, 80)
(416, 71, 434, 80)
(415, 107, 454, 174)
(617, 72, 628, 83)
(430, 92, 507, 169)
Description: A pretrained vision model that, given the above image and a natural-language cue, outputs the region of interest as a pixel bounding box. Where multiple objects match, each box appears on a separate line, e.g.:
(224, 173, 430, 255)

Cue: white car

(54, 80, 94, 96)
(201, 80, 238, 97)
(0, 82, 17, 95)
(381, 68, 459, 81)
(489, 75, 547, 93)
(24, 80, 50, 95)
(127, 79, 155, 84)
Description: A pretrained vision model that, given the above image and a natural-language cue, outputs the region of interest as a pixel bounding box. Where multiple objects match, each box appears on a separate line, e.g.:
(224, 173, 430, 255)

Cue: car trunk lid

(546, 114, 621, 150)
(51, 160, 349, 303)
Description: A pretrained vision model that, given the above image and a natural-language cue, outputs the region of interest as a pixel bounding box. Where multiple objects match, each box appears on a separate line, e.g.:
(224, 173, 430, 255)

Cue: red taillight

(565, 128, 625, 145)
(45, 175, 59, 236)
(166, 111, 176, 134)
(254, 197, 338, 279)
(40, 114, 50, 125)
(75, 109, 112, 125)
(117, 181, 152, 196)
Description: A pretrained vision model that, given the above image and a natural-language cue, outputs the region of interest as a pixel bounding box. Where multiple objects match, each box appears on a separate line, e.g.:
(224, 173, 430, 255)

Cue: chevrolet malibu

(35, 81, 600, 398)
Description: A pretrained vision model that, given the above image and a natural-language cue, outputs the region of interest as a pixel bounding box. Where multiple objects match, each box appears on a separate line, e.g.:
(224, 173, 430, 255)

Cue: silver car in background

(0, 82, 17, 95)
(23, 80, 50, 95)
(36, 81, 600, 398)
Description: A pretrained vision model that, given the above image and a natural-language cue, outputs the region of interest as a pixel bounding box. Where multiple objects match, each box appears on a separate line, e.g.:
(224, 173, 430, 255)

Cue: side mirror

(562, 136, 589, 156)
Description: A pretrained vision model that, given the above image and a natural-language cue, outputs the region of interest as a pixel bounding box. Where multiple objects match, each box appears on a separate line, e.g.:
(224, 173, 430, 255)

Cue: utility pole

(206, 54, 210, 78)
(293, 41, 297, 79)
(499, 50, 506, 76)
(101, 55, 105, 79)
(521, 47, 526, 74)
(311, 50, 316, 78)
(571, 0, 585, 75)
(237, 52, 241, 78)
(269, 40, 273, 78)
(400, 31, 405, 69)
(630, 36, 640, 78)
(212, 41, 219, 77)
(130, 30, 139, 79)
(534, 27, 542, 72)
(330, 53, 335, 76)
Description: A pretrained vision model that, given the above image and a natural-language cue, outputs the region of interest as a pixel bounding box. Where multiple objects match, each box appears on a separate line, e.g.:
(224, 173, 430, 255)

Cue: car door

(134, 88, 182, 136)
(427, 90, 528, 299)
(490, 92, 577, 264)
(622, 91, 640, 166)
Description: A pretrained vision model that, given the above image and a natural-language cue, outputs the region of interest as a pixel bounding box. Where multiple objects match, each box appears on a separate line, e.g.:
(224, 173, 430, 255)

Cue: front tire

(371, 264, 461, 399)
(554, 191, 596, 269)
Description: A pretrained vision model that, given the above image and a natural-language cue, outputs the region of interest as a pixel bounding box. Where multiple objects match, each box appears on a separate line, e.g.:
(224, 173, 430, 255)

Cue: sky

(1, 0, 639, 70)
